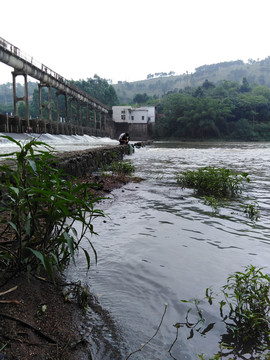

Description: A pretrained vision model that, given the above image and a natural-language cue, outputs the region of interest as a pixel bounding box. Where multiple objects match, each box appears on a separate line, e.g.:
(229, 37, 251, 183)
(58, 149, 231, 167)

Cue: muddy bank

(0, 169, 141, 360)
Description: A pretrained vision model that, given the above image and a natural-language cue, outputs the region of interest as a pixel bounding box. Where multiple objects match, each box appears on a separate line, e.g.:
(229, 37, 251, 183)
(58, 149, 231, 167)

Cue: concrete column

(69, 97, 73, 123)
(99, 111, 102, 130)
(56, 91, 68, 123)
(86, 103, 89, 127)
(38, 83, 52, 126)
(94, 110, 97, 130)
(12, 71, 29, 129)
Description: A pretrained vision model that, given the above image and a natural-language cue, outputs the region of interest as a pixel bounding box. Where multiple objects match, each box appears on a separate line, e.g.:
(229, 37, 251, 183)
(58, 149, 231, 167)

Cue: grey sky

(0, 0, 269, 84)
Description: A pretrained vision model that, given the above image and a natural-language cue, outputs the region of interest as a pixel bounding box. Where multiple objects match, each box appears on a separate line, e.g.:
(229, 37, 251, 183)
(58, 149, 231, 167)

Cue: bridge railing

(0, 36, 110, 111)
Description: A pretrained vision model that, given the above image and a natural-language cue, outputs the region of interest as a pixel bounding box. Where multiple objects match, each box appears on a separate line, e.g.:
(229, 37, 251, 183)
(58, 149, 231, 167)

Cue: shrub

(176, 166, 250, 198)
(0, 136, 104, 281)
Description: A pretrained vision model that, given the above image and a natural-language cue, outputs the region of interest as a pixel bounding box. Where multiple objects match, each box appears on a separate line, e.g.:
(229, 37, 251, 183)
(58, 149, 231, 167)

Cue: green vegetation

(127, 265, 270, 359)
(154, 78, 270, 141)
(170, 265, 270, 359)
(176, 166, 250, 199)
(198, 265, 270, 359)
(101, 160, 135, 176)
(220, 265, 270, 351)
(0, 136, 104, 281)
(243, 201, 260, 221)
(114, 58, 270, 103)
(73, 74, 119, 107)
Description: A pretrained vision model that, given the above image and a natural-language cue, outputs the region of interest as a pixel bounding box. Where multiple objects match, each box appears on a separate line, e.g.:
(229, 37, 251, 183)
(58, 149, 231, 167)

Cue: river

(64, 141, 270, 360)
(1, 134, 269, 359)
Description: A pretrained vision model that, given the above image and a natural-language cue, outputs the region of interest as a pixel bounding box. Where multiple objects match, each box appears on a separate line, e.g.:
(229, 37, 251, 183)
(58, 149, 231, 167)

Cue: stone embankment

(54, 144, 131, 177)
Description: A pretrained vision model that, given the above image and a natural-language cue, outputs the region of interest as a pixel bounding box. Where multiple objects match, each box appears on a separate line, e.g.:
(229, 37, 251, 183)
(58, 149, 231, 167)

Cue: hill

(2, 57, 270, 107)
(113, 57, 270, 103)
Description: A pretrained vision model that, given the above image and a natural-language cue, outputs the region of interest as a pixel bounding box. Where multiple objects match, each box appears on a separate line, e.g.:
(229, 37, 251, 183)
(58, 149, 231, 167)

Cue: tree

(133, 93, 149, 104)
(73, 74, 119, 107)
(240, 77, 251, 93)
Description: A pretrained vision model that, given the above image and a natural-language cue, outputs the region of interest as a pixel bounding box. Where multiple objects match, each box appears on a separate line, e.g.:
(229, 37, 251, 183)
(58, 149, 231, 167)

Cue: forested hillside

(154, 78, 270, 141)
(2, 58, 270, 141)
(113, 57, 270, 103)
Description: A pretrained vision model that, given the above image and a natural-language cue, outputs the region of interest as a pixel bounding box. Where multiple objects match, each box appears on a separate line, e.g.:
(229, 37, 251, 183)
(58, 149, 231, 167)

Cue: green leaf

(81, 248, 91, 269)
(28, 248, 46, 269)
(27, 159, 37, 173)
(8, 221, 18, 234)
(63, 232, 75, 258)
(200, 322, 215, 335)
(10, 187, 19, 196)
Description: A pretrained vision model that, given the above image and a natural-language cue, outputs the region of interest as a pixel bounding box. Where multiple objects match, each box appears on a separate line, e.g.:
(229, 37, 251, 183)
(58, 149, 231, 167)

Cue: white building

(112, 106, 155, 140)
(112, 106, 155, 124)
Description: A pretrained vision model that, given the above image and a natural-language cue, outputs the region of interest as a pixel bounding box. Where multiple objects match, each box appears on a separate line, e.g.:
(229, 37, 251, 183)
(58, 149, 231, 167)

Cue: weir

(0, 37, 114, 138)
(54, 144, 131, 177)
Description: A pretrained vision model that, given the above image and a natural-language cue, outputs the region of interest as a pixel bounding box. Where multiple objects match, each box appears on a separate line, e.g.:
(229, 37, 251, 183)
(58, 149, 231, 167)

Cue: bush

(0, 136, 104, 281)
(176, 166, 250, 198)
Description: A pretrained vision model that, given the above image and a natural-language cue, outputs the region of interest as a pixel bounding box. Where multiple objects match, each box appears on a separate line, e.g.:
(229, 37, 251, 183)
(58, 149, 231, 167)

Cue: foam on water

(0, 132, 118, 154)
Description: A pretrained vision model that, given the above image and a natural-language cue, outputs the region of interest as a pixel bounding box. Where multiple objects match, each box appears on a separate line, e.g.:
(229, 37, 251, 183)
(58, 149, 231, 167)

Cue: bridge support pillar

(12, 71, 29, 130)
(94, 110, 97, 132)
(98, 111, 101, 131)
(56, 91, 68, 124)
(39, 82, 52, 131)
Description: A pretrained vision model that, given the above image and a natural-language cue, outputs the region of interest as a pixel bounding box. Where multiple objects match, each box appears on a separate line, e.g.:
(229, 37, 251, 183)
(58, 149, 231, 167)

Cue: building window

(131, 116, 134, 121)
(121, 115, 126, 120)
(142, 116, 144, 120)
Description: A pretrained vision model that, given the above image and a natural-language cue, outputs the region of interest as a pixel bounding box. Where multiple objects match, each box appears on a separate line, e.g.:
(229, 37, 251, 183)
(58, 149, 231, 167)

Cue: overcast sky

(0, 0, 269, 85)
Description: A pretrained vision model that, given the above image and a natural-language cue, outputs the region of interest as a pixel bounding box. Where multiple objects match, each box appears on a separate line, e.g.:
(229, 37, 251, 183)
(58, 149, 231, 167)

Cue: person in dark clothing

(119, 132, 130, 145)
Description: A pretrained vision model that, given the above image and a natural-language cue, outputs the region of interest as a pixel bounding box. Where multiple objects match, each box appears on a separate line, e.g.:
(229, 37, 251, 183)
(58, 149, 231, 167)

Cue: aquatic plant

(126, 265, 270, 359)
(177, 265, 270, 359)
(220, 265, 270, 353)
(101, 160, 135, 176)
(0, 136, 104, 281)
(243, 201, 260, 221)
(176, 166, 250, 199)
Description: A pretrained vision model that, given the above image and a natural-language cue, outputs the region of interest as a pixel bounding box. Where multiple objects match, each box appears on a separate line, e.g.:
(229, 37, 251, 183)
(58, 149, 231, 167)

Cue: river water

(64, 141, 270, 360)
(1, 134, 269, 359)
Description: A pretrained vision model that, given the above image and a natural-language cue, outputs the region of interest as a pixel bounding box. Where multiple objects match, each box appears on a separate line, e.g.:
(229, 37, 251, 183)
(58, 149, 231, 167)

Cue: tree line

(3, 73, 270, 141)
(147, 78, 270, 141)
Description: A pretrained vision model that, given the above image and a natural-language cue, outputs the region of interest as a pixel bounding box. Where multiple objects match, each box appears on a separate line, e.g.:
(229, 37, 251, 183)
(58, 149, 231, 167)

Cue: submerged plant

(176, 166, 250, 199)
(243, 201, 260, 221)
(169, 265, 270, 359)
(220, 265, 270, 353)
(101, 160, 135, 176)
(0, 136, 104, 280)
(203, 195, 222, 212)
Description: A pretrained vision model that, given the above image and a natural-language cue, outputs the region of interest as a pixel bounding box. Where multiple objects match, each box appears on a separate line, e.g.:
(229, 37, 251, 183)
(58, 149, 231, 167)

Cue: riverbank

(0, 173, 140, 360)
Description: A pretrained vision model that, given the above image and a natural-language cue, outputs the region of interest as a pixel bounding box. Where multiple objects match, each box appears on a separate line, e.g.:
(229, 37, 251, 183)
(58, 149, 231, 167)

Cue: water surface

(66, 141, 270, 359)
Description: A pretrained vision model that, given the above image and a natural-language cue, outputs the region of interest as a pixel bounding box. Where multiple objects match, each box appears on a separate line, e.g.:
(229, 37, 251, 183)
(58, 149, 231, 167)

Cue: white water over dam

(0, 132, 119, 154)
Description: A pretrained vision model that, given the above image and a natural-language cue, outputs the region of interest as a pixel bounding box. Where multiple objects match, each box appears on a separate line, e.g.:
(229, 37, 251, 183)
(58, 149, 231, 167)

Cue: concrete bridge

(0, 37, 114, 137)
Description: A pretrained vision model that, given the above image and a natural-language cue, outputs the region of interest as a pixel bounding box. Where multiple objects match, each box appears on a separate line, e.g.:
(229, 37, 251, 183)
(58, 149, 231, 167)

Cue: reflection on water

(43, 139, 269, 359)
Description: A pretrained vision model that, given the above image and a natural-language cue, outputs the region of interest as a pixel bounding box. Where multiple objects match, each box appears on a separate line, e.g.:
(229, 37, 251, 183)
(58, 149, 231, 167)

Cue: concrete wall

(54, 145, 131, 177)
